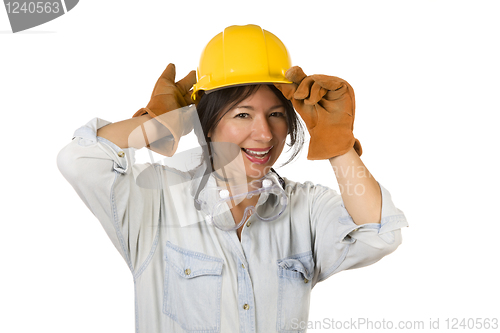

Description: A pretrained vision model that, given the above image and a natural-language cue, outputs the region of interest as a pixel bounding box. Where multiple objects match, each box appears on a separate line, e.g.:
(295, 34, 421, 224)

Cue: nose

(251, 115, 273, 142)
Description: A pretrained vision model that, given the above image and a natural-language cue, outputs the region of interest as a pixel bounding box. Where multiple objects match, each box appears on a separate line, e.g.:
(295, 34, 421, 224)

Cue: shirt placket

(237, 257, 256, 333)
(223, 216, 257, 333)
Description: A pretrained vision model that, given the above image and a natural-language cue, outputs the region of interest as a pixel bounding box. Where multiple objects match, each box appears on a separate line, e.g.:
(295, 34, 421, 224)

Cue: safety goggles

(195, 171, 287, 231)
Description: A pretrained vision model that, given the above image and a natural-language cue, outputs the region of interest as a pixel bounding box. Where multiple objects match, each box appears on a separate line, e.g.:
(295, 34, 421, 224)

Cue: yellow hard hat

(192, 24, 292, 101)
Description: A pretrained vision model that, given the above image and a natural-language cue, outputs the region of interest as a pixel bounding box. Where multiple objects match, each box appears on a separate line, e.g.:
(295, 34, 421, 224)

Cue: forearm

(329, 147, 381, 225)
(96, 113, 172, 149)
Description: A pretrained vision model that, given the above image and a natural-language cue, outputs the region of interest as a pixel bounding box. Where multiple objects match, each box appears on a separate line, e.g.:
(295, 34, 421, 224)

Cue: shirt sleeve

(57, 118, 162, 273)
(309, 182, 408, 285)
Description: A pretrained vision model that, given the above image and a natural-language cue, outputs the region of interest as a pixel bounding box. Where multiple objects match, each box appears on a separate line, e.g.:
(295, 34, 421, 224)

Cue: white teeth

(244, 147, 272, 156)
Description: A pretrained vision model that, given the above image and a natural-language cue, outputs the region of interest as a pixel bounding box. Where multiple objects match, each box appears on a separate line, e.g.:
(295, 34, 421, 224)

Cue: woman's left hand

(275, 66, 362, 160)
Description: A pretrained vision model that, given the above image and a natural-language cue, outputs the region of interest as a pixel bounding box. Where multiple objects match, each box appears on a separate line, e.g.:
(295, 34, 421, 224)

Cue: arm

(275, 66, 381, 225)
(275, 68, 407, 284)
(307, 179, 407, 284)
(329, 147, 381, 225)
(57, 118, 162, 271)
(96, 113, 172, 149)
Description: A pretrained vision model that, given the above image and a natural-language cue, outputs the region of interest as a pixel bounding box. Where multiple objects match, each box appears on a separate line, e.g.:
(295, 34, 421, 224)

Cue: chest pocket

(163, 241, 224, 333)
(276, 251, 315, 333)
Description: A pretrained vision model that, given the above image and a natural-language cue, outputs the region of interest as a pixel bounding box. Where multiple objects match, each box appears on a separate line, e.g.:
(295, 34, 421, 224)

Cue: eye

(235, 113, 250, 119)
(270, 112, 285, 118)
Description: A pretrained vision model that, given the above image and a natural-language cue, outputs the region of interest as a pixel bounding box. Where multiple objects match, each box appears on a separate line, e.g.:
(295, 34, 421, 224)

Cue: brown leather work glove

(133, 63, 197, 157)
(275, 66, 362, 160)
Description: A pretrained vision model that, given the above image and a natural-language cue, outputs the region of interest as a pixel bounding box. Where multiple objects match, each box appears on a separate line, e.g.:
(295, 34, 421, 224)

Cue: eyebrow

(234, 105, 284, 111)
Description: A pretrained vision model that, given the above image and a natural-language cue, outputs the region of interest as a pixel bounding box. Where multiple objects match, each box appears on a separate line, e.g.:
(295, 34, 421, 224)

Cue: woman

(58, 25, 408, 333)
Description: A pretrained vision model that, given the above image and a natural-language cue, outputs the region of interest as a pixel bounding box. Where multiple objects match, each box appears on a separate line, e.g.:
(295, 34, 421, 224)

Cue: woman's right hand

(97, 64, 197, 155)
(132, 64, 198, 157)
(133, 63, 196, 118)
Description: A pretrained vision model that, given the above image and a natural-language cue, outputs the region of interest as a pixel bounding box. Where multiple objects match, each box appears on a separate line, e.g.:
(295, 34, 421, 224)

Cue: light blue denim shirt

(57, 118, 408, 333)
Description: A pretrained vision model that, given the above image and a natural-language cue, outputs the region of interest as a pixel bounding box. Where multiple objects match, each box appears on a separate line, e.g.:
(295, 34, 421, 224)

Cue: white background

(1, 0, 499, 332)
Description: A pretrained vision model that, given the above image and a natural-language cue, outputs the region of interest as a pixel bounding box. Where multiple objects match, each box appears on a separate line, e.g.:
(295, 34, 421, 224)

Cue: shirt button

(246, 221, 251, 227)
(304, 278, 309, 284)
(243, 304, 249, 310)
(118, 151, 125, 158)
(184, 268, 191, 275)
(241, 264, 245, 269)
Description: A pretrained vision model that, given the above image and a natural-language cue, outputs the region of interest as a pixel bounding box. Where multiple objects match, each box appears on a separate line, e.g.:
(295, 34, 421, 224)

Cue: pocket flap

(277, 251, 314, 280)
(165, 241, 223, 279)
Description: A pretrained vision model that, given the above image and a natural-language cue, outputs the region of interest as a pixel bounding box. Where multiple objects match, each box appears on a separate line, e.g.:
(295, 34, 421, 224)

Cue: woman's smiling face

(208, 85, 288, 180)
